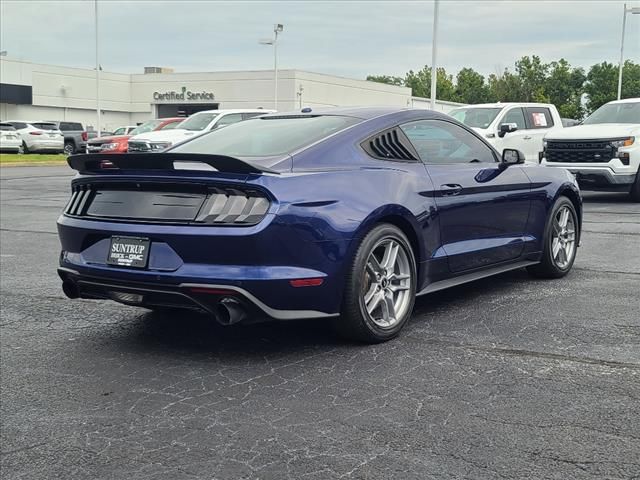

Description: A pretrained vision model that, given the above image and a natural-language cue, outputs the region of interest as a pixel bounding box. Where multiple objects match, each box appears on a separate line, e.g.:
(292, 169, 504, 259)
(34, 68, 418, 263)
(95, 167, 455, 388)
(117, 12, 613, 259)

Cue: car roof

(450, 102, 554, 109)
(607, 97, 640, 104)
(191, 109, 276, 115)
(261, 106, 448, 121)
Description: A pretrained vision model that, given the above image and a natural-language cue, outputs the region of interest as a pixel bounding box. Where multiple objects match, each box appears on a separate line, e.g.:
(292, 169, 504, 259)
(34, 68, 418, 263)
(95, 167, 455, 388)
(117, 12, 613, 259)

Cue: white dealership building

(0, 57, 463, 131)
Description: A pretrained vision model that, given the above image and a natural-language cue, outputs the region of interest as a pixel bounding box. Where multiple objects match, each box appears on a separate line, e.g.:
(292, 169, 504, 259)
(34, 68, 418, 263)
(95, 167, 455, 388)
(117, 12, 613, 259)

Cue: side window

(112, 127, 125, 135)
(524, 107, 554, 129)
(215, 113, 244, 129)
(9, 122, 27, 130)
(400, 120, 497, 164)
(501, 108, 526, 129)
(59, 122, 70, 131)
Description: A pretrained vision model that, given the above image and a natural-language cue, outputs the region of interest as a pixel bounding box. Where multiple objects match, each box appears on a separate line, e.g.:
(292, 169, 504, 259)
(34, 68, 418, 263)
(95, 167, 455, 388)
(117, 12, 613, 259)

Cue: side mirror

(498, 123, 518, 138)
(501, 148, 525, 167)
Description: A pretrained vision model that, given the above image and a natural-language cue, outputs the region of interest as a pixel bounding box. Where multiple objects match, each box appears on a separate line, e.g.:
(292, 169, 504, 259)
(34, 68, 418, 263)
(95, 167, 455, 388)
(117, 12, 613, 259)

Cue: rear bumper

(29, 141, 64, 152)
(57, 214, 346, 321)
(58, 267, 338, 322)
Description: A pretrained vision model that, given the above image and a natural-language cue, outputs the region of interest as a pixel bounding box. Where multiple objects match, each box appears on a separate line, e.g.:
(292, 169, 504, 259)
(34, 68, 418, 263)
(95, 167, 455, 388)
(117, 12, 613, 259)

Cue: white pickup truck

(449, 102, 563, 163)
(540, 98, 640, 202)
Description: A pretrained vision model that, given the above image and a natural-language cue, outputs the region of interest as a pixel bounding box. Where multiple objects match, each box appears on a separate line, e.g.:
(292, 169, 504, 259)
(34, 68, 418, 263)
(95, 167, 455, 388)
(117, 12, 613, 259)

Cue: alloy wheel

(362, 238, 413, 328)
(551, 205, 576, 269)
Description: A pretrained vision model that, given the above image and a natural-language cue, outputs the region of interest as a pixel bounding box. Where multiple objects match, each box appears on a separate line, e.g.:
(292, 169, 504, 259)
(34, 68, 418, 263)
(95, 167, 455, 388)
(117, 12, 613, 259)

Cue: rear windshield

(178, 112, 219, 131)
(31, 122, 58, 131)
(0, 123, 15, 131)
(170, 115, 361, 157)
(582, 102, 640, 125)
(449, 107, 503, 129)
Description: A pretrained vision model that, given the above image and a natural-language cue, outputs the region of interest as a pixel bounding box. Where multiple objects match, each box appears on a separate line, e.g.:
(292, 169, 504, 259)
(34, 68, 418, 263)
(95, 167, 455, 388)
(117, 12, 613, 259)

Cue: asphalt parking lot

(1, 165, 639, 480)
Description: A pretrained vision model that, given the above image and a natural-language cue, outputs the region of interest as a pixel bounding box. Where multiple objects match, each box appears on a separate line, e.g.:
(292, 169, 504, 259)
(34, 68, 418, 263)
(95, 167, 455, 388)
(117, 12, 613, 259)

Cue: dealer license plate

(107, 236, 150, 268)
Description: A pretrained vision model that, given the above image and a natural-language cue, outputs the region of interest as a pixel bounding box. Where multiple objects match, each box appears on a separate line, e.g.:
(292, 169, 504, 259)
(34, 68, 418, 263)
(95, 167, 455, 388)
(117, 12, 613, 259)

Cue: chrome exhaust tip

(216, 297, 247, 325)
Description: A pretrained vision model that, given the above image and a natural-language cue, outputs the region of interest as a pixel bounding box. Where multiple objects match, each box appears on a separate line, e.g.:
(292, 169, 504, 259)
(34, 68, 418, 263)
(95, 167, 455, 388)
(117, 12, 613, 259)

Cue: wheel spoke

(366, 291, 384, 314)
(363, 283, 377, 304)
(389, 273, 410, 281)
(380, 293, 396, 324)
(552, 238, 561, 258)
(367, 255, 383, 275)
(552, 220, 562, 236)
(390, 284, 410, 293)
(557, 246, 566, 265)
(381, 242, 399, 270)
(559, 208, 569, 228)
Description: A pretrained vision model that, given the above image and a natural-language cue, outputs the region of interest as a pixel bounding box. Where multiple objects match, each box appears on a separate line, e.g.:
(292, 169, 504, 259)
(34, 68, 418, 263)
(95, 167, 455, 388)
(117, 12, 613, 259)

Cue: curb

(0, 162, 69, 167)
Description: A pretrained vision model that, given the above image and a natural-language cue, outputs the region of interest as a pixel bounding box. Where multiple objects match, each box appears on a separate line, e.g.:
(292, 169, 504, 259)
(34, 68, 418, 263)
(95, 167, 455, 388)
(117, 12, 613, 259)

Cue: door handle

(523, 135, 532, 140)
(440, 184, 463, 196)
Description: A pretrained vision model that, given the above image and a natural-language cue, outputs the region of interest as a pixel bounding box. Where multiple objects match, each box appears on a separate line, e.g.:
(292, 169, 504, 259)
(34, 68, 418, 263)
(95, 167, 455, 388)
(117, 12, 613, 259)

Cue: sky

(1, 0, 638, 80)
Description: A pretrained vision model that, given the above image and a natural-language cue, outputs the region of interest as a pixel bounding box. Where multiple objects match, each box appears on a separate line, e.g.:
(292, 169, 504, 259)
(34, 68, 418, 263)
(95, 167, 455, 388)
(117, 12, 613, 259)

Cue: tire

(21, 142, 29, 154)
(527, 196, 578, 279)
(334, 223, 417, 343)
(64, 142, 75, 156)
(630, 171, 640, 202)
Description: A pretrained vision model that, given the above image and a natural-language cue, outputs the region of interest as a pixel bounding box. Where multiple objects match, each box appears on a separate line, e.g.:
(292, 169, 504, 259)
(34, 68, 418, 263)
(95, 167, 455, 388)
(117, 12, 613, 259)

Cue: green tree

(584, 62, 618, 113)
(366, 75, 405, 86)
(487, 69, 524, 102)
(515, 55, 549, 102)
(583, 61, 640, 113)
(453, 68, 491, 104)
(545, 59, 585, 119)
(404, 65, 456, 101)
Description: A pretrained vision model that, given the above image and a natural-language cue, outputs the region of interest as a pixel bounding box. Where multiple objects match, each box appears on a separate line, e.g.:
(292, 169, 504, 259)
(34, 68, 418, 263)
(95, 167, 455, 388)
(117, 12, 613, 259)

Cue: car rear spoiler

(67, 153, 279, 175)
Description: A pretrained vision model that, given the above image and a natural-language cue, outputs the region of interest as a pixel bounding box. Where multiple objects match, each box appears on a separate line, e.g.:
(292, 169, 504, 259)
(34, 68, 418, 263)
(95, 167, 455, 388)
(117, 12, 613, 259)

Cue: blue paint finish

(57, 108, 581, 319)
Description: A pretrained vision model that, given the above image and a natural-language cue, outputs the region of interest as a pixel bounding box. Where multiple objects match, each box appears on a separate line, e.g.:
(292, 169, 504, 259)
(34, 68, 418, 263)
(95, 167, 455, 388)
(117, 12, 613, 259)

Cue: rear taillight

(195, 190, 270, 225)
(81, 132, 88, 141)
(29, 131, 43, 136)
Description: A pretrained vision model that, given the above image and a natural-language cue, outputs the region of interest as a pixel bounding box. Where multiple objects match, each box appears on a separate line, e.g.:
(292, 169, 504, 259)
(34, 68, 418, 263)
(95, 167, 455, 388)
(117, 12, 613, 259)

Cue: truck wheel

(630, 171, 640, 202)
(527, 196, 578, 279)
(64, 143, 75, 155)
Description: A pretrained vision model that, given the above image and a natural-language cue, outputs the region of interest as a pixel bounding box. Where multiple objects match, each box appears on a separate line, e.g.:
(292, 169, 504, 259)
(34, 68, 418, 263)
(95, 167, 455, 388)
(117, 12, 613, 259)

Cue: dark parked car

(57, 107, 582, 343)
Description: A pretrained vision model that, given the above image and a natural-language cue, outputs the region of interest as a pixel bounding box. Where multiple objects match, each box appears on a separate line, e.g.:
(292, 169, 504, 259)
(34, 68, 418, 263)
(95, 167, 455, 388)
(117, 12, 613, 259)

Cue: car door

(400, 119, 532, 273)
(523, 106, 555, 161)
(494, 107, 538, 162)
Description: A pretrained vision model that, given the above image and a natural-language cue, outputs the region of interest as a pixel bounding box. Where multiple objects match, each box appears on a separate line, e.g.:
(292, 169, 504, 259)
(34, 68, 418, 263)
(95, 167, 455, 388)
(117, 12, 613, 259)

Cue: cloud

(1, 0, 637, 80)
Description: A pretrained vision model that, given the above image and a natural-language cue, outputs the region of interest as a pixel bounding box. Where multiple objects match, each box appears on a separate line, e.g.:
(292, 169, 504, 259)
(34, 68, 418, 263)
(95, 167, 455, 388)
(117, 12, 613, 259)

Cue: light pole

(618, 3, 640, 100)
(259, 23, 283, 111)
(430, 0, 440, 110)
(95, 0, 101, 134)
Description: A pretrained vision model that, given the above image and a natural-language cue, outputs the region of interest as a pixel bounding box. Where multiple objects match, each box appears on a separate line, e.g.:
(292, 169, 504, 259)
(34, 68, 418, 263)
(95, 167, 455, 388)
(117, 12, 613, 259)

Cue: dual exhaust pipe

(62, 279, 246, 325)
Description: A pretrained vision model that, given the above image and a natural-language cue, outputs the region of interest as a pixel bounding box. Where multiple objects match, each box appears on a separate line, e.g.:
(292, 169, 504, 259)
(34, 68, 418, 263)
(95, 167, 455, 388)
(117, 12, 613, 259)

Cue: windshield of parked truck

(582, 101, 640, 125)
(177, 112, 220, 131)
(449, 107, 503, 129)
(130, 120, 163, 136)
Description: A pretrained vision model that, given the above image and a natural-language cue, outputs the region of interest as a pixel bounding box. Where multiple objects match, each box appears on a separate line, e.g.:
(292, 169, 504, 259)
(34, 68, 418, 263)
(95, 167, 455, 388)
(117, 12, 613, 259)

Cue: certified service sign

(153, 86, 215, 102)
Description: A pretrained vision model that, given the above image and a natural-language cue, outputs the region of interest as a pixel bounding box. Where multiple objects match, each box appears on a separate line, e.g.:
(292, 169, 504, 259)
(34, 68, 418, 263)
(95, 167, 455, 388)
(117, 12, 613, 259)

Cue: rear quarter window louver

(362, 128, 419, 162)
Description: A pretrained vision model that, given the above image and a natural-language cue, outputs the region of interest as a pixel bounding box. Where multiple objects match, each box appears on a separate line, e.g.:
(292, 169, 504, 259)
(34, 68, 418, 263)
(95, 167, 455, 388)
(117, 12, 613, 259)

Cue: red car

(86, 118, 184, 154)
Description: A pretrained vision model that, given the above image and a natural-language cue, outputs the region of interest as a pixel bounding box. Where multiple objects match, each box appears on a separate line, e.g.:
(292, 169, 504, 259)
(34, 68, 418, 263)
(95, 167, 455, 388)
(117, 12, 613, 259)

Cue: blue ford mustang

(57, 107, 581, 343)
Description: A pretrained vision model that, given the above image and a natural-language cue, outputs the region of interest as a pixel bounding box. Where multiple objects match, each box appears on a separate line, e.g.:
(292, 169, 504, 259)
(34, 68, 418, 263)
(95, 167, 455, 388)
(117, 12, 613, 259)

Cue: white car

(127, 109, 273, 152)
(541, 98, 640, 201)
(5, 121, 64, 153)
(110, 125, 138, 136)
(449, 103, 563, 163)
(0, 122, 22, 153)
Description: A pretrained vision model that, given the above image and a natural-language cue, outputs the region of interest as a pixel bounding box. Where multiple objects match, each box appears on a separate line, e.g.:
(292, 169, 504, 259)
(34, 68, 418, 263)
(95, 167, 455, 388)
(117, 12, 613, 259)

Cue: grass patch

(0, 153, 68, 165)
